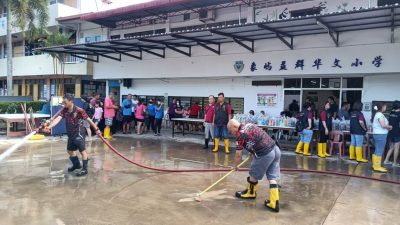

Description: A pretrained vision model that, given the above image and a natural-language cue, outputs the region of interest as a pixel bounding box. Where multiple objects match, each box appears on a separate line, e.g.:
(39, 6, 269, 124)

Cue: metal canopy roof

(37, 5, 400, 62)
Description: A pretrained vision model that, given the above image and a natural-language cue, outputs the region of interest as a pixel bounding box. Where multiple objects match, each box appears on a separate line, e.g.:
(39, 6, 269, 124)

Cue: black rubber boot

(68, 156, 81, 172)
(203, 138, 209, 149)
(76, 159, 88, 177)
(235, 177, 258, 199)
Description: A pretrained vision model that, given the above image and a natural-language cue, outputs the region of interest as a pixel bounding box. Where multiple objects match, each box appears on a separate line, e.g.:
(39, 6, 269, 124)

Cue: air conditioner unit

(199, 9, 216, 21)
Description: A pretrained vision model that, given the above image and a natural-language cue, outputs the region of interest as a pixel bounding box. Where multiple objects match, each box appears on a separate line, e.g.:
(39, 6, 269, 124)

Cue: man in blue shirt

(122, 94, 133, 134)
(154, 99, 165, 136)
(147, 99, 157, 133)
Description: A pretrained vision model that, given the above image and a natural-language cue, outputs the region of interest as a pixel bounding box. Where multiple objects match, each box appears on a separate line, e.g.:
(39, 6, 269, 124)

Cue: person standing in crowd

(174, 100, 184, 131)
(190, 101, 201, 131)
(147, 99, 157, 133)
(259, 110, 267, 118)
(338, 102, 351, 120)
(248, 110, 258, 124)
(90, 93, 100, 107)
(92, 101, 103, 126)
(327, 96, 339, 119)
(349, 102, 369, 163)
(295, 102, 314, 156)
(135, 99, 146, 135)
(122, 94, 133, 134)
(82, 96, 94, 140)
(43, 94, 101, 177)
(384, 101, 400, 166)
(114, 102, 123, 134)
(168, 98, 177, 127)
(213, 92, 232, 154)
(371, 102, 392, 173)
(103, 93, 118, 139)
(203, 95, 215, 149)
(131, 95, 139, 130)
(289, 99, 300, 117)
(154, 99, 164, 136)
(228, 119, 281, 212)
(318, 101, 332, 158)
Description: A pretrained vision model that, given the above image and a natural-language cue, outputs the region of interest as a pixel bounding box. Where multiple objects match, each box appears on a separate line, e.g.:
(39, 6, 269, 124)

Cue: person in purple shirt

(168, 98, 177, 127)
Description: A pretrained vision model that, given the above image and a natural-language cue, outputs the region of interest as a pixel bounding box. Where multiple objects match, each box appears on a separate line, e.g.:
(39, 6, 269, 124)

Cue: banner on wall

(257, 93, 277, 106)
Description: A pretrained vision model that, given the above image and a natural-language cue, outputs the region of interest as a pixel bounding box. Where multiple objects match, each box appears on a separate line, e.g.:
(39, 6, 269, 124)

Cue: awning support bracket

(142, 48, 165, 58)
(99, 53, 121, 61)
(71, 54, 99, 63)
(198, 42, 220, 55)
(211, 30, 254, 52)
(258, 24, 293, 50)
(391, 8, 395, 43)
(116, 50, 143, 60)
(316, 18, 339, 47)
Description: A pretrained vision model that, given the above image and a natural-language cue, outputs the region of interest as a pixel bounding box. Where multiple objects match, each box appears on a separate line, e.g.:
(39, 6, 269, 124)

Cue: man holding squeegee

(43, 94, 101, 177)
(227, 119, 281, 212)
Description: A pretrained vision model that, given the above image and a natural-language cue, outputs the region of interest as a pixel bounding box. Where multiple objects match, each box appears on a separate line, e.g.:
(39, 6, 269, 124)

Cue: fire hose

(97, 134, 400, 185)
(1, 107, 399, 186)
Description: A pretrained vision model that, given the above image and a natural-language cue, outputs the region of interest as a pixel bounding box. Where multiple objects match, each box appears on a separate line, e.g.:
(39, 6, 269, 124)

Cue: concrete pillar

(247, 5, 255, 23)
(75, 77, 81, 98)
(46, 78, 51, 100)
(13, 84, 18, 96)
(165, 18, 171, 33)
(33, 84, 38, 101)
(21, 79, 26, 96)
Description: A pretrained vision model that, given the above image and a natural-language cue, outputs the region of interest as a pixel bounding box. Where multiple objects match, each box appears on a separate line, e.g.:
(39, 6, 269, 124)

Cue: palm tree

(41, 30, 73, 94)
(0, 0, 48, 96)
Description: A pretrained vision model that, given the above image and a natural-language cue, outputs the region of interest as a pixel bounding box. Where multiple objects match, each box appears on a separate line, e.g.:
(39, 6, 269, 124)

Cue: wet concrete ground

(0, 135, 399, 225)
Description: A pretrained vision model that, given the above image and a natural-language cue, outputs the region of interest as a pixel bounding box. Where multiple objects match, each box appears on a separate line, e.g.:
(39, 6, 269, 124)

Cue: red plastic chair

(329, 131, 344, 158)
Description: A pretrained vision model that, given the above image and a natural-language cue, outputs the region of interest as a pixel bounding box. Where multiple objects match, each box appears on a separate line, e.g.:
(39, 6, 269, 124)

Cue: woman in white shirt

(371, 102, 392, 173)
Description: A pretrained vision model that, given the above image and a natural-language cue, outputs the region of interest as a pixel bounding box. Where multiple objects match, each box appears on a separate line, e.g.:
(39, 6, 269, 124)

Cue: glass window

(302, 78, 320, 88)
(284, 78, 301, 88)
(342, 77, 363, 88)
(321, 78, 341, 88)
(228, 98, 244, 114)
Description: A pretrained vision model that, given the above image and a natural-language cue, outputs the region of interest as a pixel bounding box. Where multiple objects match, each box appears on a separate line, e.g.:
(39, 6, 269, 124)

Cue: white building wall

(120, 78, 284, 116)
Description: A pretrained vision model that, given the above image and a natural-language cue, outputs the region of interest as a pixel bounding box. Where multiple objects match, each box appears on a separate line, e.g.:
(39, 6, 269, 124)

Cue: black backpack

(295, 111, 307, 132)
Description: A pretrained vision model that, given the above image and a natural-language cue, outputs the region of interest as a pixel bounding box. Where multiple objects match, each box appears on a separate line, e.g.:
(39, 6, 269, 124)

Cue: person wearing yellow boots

(295, 103, 314, 156)
(371, 102, 392, 173)
(318, 101, 332, 158)
(104, 92, 118, 139)
(228, 119, 281, 213)
(349, 102, 369, 163)
(213, 93, 232, 154)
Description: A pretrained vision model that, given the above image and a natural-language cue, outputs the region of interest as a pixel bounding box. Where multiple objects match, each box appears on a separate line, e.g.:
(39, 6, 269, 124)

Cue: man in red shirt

(203, 96, 215, 149)
(213, 92, 232, 154)
(44, 94, 101, 176)
(189, 101, 201, 131)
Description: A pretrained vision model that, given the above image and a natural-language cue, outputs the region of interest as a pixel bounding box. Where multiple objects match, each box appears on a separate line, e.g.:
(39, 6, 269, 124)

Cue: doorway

(302, 90, 340, 111)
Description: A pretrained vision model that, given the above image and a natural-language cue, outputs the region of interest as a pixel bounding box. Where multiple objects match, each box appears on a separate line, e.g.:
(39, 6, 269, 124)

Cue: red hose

(97, 135, 400, 185)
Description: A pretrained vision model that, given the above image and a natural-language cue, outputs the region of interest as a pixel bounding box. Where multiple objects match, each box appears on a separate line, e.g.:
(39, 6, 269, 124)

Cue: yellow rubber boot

(317, 143, 325, 158)
(224, 139, 230, 154)
(265, 184, 280, 213)
(295, 141, 304, 154)
(213, 138, 220, 152)
(235, 177, 258, 199)
(323, 143, 331, 157)
(372, 154, 387, 173)
(303, 143, 311, 156)
(356, 147, 368, 163)
(349, 146, 356, 160)
(104, 127, 111, 140)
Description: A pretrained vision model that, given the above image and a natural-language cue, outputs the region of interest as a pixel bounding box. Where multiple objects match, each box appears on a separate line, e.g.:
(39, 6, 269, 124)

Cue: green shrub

(0, 102, 47, 114)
